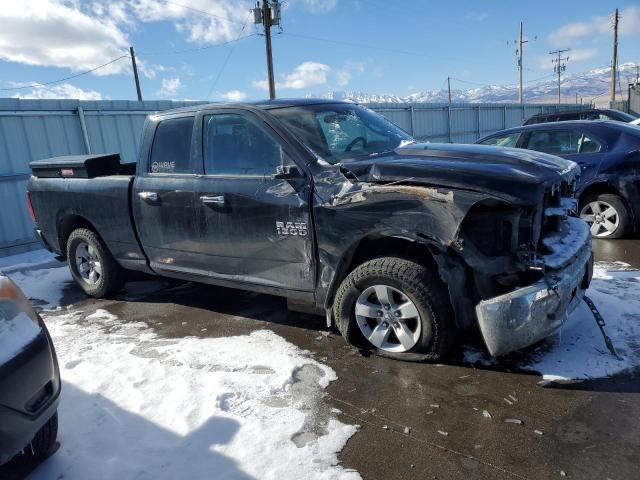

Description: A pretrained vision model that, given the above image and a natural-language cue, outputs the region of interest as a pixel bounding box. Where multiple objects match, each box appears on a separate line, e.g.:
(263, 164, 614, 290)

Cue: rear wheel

(333, 257, 456, 361)
(67, 228, 124, 297)
(579, 193, 629, 239)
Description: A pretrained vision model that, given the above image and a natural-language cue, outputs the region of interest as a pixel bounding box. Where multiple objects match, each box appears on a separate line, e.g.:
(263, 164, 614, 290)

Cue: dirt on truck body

(27, 99, 593, 361)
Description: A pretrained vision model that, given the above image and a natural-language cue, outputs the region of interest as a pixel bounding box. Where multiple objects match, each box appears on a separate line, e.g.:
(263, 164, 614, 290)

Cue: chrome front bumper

(475, 220, 593, 357)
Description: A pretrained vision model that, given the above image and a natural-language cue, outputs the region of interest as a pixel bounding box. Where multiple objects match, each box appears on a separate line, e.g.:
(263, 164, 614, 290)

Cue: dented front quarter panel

(310, 163, 493, 310)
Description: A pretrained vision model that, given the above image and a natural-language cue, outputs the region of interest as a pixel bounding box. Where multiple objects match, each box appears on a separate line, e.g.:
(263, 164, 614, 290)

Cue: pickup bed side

(28, 175, 148, 272)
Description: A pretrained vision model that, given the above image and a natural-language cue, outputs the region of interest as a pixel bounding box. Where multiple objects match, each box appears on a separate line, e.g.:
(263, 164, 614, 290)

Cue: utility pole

(130, 46, 142, 101)
(550, 48, 570, 104)
(254, 1, 280, 100)
(447, 76, 452, 104)
(610, 8, 619, 101)
(517, 21, 527, 104)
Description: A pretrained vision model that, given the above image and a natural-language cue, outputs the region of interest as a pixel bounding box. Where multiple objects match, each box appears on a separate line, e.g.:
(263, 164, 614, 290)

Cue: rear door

(521, 127, 606, 189)
(190, 109, 315, 293)
(132, 114, 206, 275)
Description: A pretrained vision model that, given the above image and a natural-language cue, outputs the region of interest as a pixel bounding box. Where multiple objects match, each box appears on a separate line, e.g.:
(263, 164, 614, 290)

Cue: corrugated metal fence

(0, 98, 579, 255)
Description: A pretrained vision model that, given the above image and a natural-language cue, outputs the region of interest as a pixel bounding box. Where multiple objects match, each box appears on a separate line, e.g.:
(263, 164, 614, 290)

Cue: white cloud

(220, 89, 247, 101)
(549, 6, 640, 45)
(568, 48, 598, 62)
(297, 0, 338, 13)
(465, 11, 488, 22)
(254, 62, 331, 91)
(12, 83, 103, 100)
(0, 0, 130, 74)
(159, 77, 182, 97)
(335, 60, 366, 87)
(536, 48, 597, 69)
(336, 70, 351, 87)
(130, 0, 252, 44)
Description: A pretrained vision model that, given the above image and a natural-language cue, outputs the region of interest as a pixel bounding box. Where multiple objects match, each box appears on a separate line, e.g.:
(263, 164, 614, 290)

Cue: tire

(30, 412, 58, 461)
(333, 257, 456, 361)
(67, 228, 124, 297)
(579, 193, 630, 239)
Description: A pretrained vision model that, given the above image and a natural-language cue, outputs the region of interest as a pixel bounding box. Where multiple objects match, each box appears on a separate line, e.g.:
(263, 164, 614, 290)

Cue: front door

(191, 110, 315, 293)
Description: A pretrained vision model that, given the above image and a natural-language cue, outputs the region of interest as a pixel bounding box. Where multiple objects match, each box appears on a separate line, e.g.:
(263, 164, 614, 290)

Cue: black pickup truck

(27, 99, 593, 360)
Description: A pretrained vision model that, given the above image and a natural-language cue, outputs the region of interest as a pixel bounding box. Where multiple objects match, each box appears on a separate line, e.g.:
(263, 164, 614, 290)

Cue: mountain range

(316, 62, 639, 105)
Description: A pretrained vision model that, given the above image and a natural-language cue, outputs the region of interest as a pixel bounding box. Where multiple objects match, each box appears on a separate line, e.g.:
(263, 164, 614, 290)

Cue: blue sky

(1, 0, 639, 101)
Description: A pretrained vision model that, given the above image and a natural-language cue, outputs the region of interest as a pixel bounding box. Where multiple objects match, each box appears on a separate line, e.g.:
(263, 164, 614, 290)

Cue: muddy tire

(579, 193, 629, 239)
(67, 228, 124, 297)
(333, 257, 456, 361)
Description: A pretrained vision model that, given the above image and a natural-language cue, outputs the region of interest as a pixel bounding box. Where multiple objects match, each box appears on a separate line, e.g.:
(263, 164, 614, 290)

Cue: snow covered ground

(465, 263, 640, 381)
(1, 253, 360, 480)
(2, 249, 640, 478)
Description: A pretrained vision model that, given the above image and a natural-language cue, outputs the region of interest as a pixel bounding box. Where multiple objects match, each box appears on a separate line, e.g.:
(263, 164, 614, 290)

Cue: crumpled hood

(341, 143, 579, 205)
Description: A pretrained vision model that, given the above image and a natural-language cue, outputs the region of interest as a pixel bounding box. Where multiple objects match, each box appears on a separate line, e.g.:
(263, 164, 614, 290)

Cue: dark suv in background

(523, 108, 637, 126)
(477, 120, 640, 238)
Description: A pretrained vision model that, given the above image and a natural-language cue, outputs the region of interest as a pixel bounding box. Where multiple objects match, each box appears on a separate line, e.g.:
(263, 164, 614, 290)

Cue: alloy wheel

(354, 284, 422, 353)
(75, 241, 102, 284)
(580, 201, 620, 238)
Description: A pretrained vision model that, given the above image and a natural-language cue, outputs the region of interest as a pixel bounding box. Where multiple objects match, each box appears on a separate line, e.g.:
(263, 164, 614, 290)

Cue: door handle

(200, 195, 225, 205)
(138, 191, 159, 202)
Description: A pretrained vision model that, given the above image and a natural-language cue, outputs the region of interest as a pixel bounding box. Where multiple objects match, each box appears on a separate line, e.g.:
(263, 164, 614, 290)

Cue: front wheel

(579, 193, 629, 239)
(333, 257, 456, 361)
(67, 228, 124, 297)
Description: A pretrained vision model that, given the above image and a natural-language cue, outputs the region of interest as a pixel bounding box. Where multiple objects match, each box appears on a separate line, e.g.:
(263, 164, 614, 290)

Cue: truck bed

(27, 174, 147, 270)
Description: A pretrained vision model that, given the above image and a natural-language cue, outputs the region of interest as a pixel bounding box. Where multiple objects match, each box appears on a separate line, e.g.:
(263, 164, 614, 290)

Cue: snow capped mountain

(317, 63, 639, 105)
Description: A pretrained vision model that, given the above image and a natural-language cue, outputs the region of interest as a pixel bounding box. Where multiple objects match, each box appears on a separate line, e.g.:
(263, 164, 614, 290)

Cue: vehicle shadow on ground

(124, 280, 328, 333)
(3, 383, 255, 480)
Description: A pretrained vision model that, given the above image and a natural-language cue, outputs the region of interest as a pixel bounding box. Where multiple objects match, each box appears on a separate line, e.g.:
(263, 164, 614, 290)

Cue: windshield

(269, 103, 413, 164)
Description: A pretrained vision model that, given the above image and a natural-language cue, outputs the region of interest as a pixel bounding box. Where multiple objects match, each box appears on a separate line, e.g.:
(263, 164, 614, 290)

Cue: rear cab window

(149, 116, 195, 174)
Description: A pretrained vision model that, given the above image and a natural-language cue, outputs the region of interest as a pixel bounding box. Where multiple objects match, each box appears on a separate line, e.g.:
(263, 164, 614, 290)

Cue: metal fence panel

(0, 98, 580, 255)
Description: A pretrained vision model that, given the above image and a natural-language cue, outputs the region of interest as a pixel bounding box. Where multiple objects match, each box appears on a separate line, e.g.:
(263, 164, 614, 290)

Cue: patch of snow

(7, 266, 72, 310)
(465, 263, 640, 382)
(0, 249, 57, 272)
(541, 216, 590, 269)
(0, 310, 41, 364)
(29, 309, 360, 480)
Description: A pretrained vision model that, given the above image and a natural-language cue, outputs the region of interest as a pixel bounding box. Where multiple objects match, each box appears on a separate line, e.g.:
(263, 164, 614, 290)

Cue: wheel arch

(56, 213, 99, 259)
(322, 234, 466, 327)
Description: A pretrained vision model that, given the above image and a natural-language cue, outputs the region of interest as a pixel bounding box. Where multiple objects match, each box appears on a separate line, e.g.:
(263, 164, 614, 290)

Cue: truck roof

(153, 98, 353, 117)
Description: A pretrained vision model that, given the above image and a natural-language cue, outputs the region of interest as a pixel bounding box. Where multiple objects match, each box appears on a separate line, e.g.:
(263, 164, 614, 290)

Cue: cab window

(203, 114, 286, 176)
(149, 117, 194, 174)
(478, 133, 520, 147)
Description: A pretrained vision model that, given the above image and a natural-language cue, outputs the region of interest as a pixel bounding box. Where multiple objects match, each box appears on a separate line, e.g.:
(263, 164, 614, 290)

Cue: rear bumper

(476, 222, 593, 357)
(34, 228, 54, 253)
(0, 318, 60, 465)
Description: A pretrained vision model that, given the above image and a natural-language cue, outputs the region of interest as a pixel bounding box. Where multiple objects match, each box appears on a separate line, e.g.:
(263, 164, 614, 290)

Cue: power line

(0, 55, 130, 91)
(206, 12, 253, 99)
(137, 33, 257, 56)
(282, 32, 481, 64)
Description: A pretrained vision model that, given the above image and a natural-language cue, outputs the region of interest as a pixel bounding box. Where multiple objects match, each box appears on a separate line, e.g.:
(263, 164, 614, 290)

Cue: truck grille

(541, 179, 577, 238)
